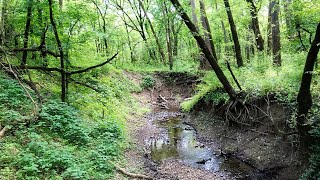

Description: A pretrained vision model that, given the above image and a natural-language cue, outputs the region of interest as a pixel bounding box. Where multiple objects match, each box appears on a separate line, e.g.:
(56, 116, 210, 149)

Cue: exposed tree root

(109, 161, 153, 179)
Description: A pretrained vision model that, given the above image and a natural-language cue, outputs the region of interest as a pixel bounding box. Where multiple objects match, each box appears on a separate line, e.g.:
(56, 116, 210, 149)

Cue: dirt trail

(116, 71, 306, 180)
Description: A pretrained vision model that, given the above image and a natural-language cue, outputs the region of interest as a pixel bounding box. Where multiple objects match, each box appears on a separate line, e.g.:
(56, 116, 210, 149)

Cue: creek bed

(146, 111, 259, 179)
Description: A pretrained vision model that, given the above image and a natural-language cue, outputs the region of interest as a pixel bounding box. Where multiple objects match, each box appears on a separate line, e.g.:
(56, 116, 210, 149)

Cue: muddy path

(118, 72, 306, 180)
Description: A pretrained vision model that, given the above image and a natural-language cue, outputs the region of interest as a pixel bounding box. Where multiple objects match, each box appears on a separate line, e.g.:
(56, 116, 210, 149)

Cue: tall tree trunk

(190, 0, 199, 28)
(163, 2, 173, 70)
(270, 0, 281, 66)
(59, 0, 63, 10)
(267, 0, 272, 54)
(48, 0, 66, 102)
(0, 0, 8, 46)
(284, 0, 294, 39)
(297, 23, 320, 138)
(138, 0, 166, 63)
(245, 0, 264, 51)
(190, 0, 206, 69)
(22, 0, 33, 65)
(124, 22, 135, 62)
(170, 0, 237, 99)
(221, 21, 231, 56)
(223, 0, 243, 67)
(199, 0, 217, 69)
(172, 21, 181, 57)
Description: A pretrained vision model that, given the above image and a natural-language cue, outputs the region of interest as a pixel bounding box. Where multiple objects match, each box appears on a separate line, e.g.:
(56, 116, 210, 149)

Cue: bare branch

(69, 53, 118, 75)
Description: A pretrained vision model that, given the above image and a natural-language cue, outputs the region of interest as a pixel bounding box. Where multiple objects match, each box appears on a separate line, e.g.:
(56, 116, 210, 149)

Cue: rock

(196, 158, 211, 164)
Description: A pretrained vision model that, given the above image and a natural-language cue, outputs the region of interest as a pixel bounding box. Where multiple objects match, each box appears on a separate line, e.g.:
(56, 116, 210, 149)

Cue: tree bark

(137, 0, 166, 63)
(22, 0, 33, 65)
(297, 23, 320, 137)
(199, 0, 217, 69)
(270, 0, 281, 66)
(169, 0, 237, 99)
(48, 0, 66, 102)
(223, 0, 243, 67)
(245, 0, 264, 51)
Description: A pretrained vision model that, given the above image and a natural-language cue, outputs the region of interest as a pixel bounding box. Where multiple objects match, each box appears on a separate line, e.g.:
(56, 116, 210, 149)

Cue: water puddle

(147, 112, 256, 178)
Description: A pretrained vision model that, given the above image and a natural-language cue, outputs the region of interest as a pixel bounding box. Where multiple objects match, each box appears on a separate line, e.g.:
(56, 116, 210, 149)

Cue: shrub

(140, 75, 155, 88)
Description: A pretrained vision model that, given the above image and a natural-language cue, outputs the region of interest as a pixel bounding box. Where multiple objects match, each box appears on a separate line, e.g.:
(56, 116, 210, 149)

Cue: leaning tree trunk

(169, 0, 237, 99)
(270, 0, 281, 66)
(22, 0, 33, 65)
(223, 0, 243, 67)
(199, 0, 217, 69)
(297, 23, 320, 138)
(245, 0, 264, 51)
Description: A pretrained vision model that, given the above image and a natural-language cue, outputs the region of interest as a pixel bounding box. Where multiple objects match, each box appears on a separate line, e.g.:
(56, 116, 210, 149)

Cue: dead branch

(108, 161, 152, 179)
(0, 126, 9, 138)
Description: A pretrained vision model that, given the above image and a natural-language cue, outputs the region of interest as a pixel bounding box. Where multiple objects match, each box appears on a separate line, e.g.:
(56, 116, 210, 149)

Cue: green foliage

(0, 71, 130, 179)
(140, 75, 156, 88)
(38, 101, 90, 145)
(182, 52, 305, 112)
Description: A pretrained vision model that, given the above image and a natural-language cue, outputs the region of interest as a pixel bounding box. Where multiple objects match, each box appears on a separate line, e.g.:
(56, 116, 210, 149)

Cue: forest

(0, 0, 319, 179)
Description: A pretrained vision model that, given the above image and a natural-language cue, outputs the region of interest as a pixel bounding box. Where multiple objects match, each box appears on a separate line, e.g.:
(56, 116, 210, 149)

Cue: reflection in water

(150, 116, 221, 172)
(148, 114, 256, 179)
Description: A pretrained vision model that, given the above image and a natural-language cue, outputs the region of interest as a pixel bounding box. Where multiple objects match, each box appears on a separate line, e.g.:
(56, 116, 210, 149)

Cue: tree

(138, 0, 166, 63)
(162, 1, 173, 70)
(245, 0, 264, 51)
(199, 0, 217, 69)
(270, 0, 281, 66)
(22, 0, 34, 65)
(223, 0, 243, 67)
(0, 0, 8, 46)
(169, 0, 237, 99)
(297, 23, 320, 138)
(91, 0, 109, 55)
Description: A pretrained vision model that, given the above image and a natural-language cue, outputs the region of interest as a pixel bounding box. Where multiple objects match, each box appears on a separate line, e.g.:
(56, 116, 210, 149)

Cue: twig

(248, 129, 269, 135)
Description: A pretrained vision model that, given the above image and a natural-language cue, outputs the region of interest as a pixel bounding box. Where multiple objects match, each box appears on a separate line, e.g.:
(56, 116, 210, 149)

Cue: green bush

(140, 75, 155, 88)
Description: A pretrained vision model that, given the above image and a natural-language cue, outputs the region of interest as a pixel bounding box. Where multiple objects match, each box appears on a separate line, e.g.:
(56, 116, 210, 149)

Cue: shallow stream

(147, 112, 257, 179)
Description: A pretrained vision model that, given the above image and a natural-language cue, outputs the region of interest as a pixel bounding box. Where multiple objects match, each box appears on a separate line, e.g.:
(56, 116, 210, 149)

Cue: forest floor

(114, 71, 308, 180)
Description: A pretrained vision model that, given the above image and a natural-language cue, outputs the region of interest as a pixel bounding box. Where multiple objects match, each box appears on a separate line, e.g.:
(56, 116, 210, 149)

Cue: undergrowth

(0, 65, 141, 179)
(181, 52, 306, 111)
